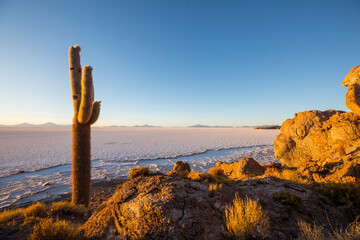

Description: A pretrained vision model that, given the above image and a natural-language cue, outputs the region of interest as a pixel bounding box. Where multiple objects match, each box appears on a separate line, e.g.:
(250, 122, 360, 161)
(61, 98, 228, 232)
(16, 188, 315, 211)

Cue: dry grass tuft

(297, 218, 360, 240)
(50, 201, 87, 216)
(265, 167, 310, 185)
(208, 183, 222, 197)
(0, 208, 24, 224)
(333, 218, 360, 239)
(28, 218, 82, 240)
(128, 166, 152, 179)
(22, 216, 41, 226)
(23, 202, 47, 218)
(225, 193, 269, 240)
(297, 221, 326, 240)
(273, 190, 303, 208)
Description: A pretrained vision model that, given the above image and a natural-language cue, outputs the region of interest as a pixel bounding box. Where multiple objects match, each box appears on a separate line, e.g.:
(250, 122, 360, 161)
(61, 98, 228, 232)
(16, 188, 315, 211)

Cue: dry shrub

(28, 218, 82, 240)
(265, 167, 310, 185)
(187, 170, 233, 186)
(23, 216, 41, 226)
(175, 170, 190, 180)
(225, 193, 269, 240)
(208, 183, 222, 197)
(0, 208, 23, 223)
(297, 218, 360, 240)
(187, 170, 203, 181)
(297, 221, 326, 240)
(112, 203, 171, 239)
(333, 217, 360, 240)
(23, 202, 46, 218)
(273, 190, 303, 208)
(128, 166, 152, 179)
(50, 201, 87, 216)
(208, 167, 225, 177)
(320, 181, 360, 208)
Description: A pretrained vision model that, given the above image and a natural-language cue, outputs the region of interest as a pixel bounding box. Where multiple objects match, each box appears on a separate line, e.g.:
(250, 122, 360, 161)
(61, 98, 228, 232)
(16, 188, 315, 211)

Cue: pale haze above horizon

(0, 0, 359, 127)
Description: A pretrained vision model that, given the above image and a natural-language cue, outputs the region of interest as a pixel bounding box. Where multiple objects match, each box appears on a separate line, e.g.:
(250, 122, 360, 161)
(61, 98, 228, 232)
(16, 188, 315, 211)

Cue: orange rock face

(274, 110, 360, 167)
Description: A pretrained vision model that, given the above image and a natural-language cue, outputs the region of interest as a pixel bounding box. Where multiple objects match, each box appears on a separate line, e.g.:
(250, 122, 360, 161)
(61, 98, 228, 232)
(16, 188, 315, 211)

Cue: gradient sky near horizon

(0, 0, 359, 127)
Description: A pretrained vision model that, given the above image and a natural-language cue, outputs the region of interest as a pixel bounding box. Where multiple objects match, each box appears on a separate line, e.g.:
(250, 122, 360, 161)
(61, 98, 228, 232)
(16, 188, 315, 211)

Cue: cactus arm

(69, 46, 82, 115)
(345, 84, 360, 116)
(88, 101, 101, 125)
(78, 65, 94, 124)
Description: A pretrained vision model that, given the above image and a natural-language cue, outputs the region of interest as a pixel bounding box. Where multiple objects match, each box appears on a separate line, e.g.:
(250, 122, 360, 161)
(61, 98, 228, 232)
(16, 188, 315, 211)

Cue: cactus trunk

(72, 118, 91, 206)
(69, 45, 100, 206)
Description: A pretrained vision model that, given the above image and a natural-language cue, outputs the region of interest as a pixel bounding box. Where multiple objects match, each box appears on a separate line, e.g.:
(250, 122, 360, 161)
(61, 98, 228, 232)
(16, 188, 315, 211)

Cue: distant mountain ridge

(188, 124, 233, 128)
(0, 122, 69, 128)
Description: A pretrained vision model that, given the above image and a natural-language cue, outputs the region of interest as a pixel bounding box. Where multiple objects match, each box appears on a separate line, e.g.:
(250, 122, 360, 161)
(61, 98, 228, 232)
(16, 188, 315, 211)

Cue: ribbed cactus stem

(88, 101, 101, 125)
(72, 119, 91, 205)
(69, 45, 101, 206)
(69, 46, 82, 114)
(78, 65, 94, 124)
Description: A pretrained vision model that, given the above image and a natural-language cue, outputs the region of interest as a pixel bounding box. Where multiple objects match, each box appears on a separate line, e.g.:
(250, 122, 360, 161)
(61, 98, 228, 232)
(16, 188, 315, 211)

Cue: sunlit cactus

(69, 45, 100, 206)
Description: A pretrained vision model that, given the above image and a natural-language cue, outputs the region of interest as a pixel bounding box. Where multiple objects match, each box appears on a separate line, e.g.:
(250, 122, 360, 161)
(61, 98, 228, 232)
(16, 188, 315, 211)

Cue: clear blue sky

(0, 0, 359, 127)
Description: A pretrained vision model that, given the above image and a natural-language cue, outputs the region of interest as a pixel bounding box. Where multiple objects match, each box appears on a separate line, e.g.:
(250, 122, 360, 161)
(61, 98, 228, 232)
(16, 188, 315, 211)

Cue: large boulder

(82, 174, 348, 240)
(274, 110, 360, 167)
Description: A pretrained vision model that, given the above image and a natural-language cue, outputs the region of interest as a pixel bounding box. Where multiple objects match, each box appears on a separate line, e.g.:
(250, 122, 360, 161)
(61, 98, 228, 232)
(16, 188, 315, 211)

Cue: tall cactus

(69, 45, 100, 206)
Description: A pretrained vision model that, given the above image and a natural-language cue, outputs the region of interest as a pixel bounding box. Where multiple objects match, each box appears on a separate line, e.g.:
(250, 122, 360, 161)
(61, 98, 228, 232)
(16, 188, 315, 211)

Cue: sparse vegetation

(0, 208, 24, 223)
(319, 181, 360, 208)
(181, 168, 233, 186)
(208, 183, 222, 197)
(273, 190, 303, 208)
(265, 167, 310, 185)
(28, 218, 82, 240)
(333, 218, 360, 240)
(23, 202, 46, 218)
(50, 201, 87, 216)
(297, 221, 326, 240)
(225, 193, 269, 240)
(128, 166, 152, 179)
(187, 170, 203, 181)
(297, 218, 360, 240)
(208, 167, 225, 177)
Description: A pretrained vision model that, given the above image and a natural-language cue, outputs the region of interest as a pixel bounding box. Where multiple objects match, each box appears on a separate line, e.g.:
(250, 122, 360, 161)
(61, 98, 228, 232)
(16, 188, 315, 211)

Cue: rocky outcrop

(274, 110, 360, 167)
(83, 174, 230, 240)
(82, 174, 348, 240)
(212, 157, 265, 178)
(342, 65, 360, 116)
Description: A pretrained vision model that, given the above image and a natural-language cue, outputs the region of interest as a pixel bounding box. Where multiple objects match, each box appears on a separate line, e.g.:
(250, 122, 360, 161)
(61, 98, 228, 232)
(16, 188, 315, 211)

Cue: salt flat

(0, 127, 280, 209)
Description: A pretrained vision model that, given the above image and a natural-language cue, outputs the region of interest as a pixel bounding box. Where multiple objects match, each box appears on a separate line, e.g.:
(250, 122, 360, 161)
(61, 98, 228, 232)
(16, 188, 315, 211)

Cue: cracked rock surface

(82, 174, 348, 240)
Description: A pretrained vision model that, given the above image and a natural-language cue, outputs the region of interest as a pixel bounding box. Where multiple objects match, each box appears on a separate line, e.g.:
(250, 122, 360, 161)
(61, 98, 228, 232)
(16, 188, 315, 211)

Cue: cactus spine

(69, 45, 100, 206)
